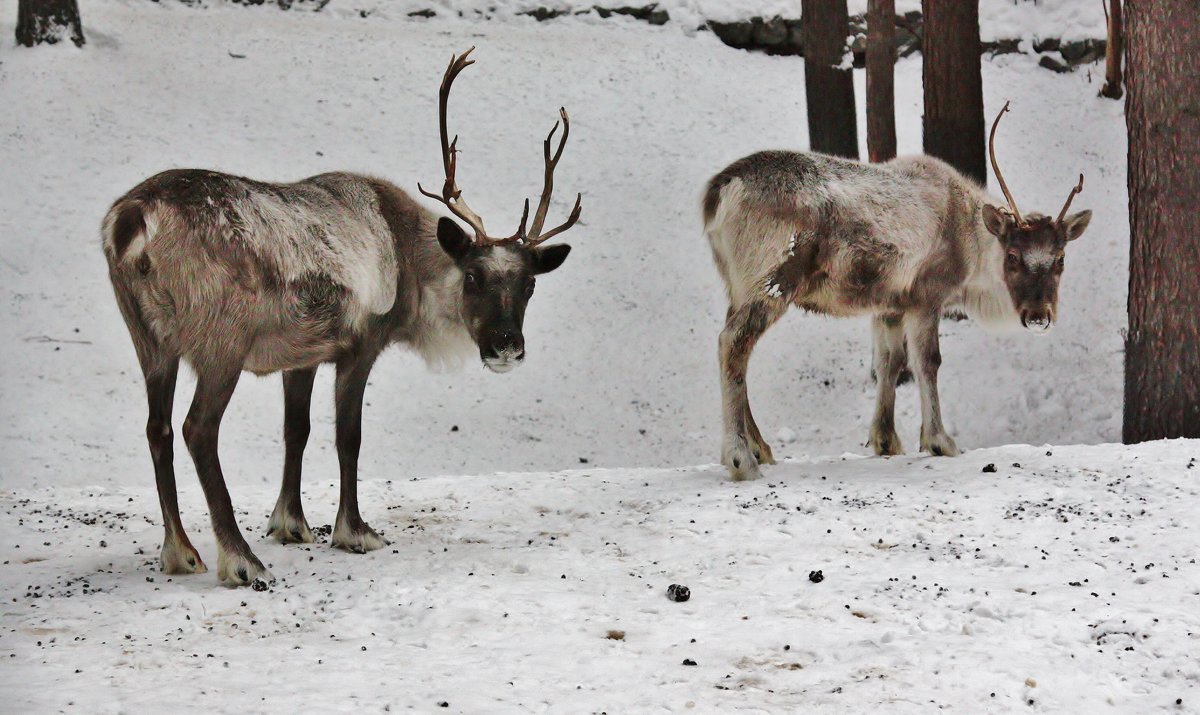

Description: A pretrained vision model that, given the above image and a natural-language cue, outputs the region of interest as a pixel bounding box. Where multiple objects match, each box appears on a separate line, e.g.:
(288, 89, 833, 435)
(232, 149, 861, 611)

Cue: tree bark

(16, 0, 85, 48)
(866, 0, 896, 163)
(1123, 0, 1200, 442)
(802, 0, 859, 159)
(1100, 0, 1124, 99)
(921, 0, 985, 184)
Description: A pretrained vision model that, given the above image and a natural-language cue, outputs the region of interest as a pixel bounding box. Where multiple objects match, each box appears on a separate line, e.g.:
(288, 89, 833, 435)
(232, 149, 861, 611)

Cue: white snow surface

(1, 2, 1194, 713)
(315, 0, 1107, 41)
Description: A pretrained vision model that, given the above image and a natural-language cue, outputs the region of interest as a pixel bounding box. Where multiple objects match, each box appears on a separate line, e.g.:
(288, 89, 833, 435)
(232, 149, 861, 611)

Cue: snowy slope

(0, 0, 1126, 487)
(2, 442, 1198, 712)
(0, 3, 1193, 713)
(314, 0, 1108, 41)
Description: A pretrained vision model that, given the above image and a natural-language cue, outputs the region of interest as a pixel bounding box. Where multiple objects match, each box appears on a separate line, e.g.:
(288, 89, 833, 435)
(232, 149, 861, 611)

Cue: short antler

(988, 101, 1025, 227)
(524, 108, 583, 246)
(1055, 173, 1085, 224)
(418, 48, 580, 248)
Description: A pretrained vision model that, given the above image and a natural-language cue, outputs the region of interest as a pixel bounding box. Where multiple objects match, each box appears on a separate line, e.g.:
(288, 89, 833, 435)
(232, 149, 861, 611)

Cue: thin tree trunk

(866, 0, 896, 163)
(802, 0, 859, 159)
(921, 0, 985, 184)
(16, 0, 85, 48)
(1123, 0, 1200, 442)
(1100, 0, 1124, 99)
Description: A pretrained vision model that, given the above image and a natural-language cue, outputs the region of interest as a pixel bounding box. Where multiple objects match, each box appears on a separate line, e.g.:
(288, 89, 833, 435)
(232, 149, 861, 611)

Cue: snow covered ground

(0, 1, 1194, 713)
(3, 443, 1199, 712)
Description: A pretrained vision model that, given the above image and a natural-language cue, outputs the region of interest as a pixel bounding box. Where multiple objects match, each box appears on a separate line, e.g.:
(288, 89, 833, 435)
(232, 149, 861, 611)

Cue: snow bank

(2, 442, 1198, 712)
(310, 0, 1107, 41)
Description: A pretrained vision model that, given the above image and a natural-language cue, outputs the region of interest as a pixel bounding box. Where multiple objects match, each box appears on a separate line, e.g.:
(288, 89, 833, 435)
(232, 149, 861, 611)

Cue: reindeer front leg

(868, 313, 906, 456)
(267, 367, 318, 544)
(719, 300, 785, 480)
(332, 344, 389, 553)
(904, 310, 960, 457)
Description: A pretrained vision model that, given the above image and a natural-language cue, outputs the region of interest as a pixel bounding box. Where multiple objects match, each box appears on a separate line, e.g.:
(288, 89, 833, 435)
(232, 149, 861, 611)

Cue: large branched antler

(988, 101, 1026, 228)
(417, 47, 580, 248)
(524, 108, 583, 246)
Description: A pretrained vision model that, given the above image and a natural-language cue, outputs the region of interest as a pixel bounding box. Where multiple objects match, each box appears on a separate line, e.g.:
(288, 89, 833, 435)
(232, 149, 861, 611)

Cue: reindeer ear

(531, 244, 571, 275)
(436, 217, 471, 262)
(982, 204, 1014, 241)
(1061, 209, 1092, 242)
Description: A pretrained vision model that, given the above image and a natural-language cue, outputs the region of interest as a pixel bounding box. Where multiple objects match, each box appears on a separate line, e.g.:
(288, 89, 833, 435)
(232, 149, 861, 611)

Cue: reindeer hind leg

(719, 299, 785, 480)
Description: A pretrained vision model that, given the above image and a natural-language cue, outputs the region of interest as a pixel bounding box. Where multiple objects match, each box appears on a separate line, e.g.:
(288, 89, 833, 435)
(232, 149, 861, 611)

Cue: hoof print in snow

(809, 570, 824, 584)
(981, 463, 997, 473)
(682, 658, 697, 666)
(667, 584, 691, 602)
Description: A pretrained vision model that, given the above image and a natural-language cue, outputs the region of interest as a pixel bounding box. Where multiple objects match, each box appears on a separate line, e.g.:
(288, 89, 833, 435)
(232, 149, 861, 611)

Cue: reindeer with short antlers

(703, 102, 1092, 480)
(102, 47, 581, 586)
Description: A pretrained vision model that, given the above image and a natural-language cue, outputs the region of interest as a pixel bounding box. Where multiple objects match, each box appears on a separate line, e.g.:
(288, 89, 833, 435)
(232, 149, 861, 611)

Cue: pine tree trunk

(1100, 0, 1124, 99)
(802, 0, 858, 159)
(16, 0, 85, 48)
(866, 0, 896, 163)
(1123, 0, 1200, 442)
(921, 0, 984, 184)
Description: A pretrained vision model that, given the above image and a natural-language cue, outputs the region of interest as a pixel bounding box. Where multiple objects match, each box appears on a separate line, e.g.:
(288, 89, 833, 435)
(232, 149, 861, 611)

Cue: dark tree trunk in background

(16, 0, 85, 48)
(866, 0, 896, 163)
(1123, 0, 1200, 442)
(921, 0, 984, 184)
(802, 0, 859, 159)
(1100, 0, 1124, 99)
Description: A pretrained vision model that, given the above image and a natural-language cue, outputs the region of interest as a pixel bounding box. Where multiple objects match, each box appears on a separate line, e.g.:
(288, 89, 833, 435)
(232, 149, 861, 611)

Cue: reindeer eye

(1054, 256, 1065, 271)
(464, 271, 480, 288)
(1005, 253, 1020, 269)
(524, 279, 535, 297)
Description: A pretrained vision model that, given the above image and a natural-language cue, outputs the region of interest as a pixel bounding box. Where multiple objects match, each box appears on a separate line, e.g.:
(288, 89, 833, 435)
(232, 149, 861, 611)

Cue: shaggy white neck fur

(952, 196, 1021, 330)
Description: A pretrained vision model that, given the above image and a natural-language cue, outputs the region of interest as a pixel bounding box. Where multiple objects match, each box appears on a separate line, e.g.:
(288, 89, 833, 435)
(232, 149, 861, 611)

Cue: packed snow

(1, 1, 1194, 713)
(314, 0, 1108, 42)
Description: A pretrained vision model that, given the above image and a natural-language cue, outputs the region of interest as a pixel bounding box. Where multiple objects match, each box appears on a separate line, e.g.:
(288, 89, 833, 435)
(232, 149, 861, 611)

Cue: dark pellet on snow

(682, 658, 697, 666)
(667, 584, 691, 602)
(809, 570, 824, 584)
(981, 463, 997, 473)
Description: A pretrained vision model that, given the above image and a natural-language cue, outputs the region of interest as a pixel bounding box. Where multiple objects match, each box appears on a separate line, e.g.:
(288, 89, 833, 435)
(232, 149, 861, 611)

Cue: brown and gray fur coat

(102, 169, 474, 376)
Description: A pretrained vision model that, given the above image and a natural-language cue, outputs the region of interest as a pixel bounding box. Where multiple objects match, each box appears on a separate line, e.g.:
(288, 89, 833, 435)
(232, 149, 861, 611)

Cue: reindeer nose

(489, 329, 524, 358)
(1022, 310, 1053, 332)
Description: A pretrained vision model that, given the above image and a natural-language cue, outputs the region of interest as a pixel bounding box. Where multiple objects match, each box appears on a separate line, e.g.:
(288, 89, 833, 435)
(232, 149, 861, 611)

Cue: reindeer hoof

(332, 521, 389, 554)
(160, 537, 207, 575)
(266, 506, 315, 545)
(869, 428, 904, 457)
(921, 432, 960, 457)
(217, 549, 274, 588)
(751, 440, 777, 465)
(722, 435, 762, 481)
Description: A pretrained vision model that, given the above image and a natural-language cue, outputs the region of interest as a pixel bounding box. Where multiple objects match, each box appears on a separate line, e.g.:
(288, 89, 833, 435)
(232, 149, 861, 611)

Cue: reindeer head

(982, 102, 1092, 332)
(419, 48, 581, 373)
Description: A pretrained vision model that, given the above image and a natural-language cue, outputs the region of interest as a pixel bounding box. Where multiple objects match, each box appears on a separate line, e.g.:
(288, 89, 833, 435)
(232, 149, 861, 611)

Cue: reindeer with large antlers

(703, 102, 1092, 480)
(101, 47, 581, 586)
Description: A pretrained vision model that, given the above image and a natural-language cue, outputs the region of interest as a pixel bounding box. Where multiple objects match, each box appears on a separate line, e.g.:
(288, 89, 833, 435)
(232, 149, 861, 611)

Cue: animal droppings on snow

(808, 570, 825, 583)
(982, 463, 998, 473)
(606, 630, 626, 641)
(667, 584, 691, 602)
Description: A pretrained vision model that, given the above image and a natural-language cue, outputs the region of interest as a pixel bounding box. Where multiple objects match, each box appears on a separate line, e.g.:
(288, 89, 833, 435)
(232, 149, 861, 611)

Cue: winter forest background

(1, 0, 1197, 712)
